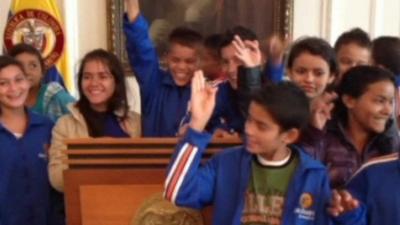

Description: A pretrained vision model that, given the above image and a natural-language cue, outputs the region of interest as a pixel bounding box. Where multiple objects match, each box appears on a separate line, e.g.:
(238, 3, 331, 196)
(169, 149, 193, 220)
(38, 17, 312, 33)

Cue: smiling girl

(48, 49, 141, 192)
(0, 56, 54, 225)
(301, 65, 400, 187)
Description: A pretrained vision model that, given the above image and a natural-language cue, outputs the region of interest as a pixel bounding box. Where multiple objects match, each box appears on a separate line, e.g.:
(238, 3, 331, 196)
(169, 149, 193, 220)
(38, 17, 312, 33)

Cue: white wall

(293, 0, 400, 44)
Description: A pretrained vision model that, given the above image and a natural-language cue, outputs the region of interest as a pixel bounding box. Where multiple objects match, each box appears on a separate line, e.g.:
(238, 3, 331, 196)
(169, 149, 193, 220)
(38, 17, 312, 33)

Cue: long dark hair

(76, 49, 128, 137)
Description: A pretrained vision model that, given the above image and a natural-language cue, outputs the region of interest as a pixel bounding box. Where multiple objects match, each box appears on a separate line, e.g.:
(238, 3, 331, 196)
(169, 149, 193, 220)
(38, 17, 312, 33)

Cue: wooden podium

(63, 137, 241, 225)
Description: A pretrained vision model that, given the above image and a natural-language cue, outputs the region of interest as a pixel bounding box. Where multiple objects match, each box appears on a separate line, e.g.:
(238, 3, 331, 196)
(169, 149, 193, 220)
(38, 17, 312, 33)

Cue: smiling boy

(164, 71, 334, 225)
(124, 0, 203, 136)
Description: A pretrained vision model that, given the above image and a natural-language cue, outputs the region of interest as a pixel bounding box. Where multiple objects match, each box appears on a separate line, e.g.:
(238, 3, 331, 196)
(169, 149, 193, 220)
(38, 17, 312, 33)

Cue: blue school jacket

(0, 111, 54, 225)
(164, 128, 337, 225)
(341, 153, 400, 225)
(123, 14, 192, 137)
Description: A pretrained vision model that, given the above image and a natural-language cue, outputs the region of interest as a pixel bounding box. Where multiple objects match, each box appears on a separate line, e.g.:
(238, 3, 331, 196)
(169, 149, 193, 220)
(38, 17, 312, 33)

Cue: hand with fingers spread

(310, 91, 338, 130)
(189, 70, 218, 132)
(328, 189, 360, 217)
(266, 34, 289, 66)
(125, 0, 140, 22)
(232, 35, 262, 68)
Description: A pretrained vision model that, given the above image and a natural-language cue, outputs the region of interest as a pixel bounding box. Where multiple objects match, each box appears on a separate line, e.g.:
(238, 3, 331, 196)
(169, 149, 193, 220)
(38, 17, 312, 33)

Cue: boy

(334, 28, 371, 83)
(124, 0, 202, 137)
(201, 33, 225, 81)
(208, 27, 286, 135)
(164, 71, 333, 225)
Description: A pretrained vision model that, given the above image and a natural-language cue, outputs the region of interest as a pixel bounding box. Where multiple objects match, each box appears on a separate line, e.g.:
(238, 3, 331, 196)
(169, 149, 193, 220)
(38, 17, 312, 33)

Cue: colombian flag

(4, 0, 74, 93)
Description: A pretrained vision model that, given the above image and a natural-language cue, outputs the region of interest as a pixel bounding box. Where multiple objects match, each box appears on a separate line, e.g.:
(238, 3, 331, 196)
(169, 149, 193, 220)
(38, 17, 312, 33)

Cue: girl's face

(81, 60, 116, 112)
(0, 65, 29, 110)
(344, 80, 395, 134)
(288, 52, 334, 99)
(14, 52, 43, 89)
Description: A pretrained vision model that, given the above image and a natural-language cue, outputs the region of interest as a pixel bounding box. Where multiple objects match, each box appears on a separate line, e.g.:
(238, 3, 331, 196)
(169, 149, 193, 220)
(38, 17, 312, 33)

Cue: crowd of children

(1, 0, 400, 224)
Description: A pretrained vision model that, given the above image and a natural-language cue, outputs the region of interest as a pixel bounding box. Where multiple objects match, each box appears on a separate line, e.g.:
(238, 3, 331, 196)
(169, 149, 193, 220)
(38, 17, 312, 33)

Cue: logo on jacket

(294, 192, 315, 221)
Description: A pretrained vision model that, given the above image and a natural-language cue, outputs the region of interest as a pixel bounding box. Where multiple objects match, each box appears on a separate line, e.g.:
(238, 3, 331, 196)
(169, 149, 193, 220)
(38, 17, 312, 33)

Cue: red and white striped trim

(164, 143, 198, 203)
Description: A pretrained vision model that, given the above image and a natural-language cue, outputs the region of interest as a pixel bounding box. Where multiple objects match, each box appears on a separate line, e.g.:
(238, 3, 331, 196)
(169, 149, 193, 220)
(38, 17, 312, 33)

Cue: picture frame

(106, 0, 294, 74)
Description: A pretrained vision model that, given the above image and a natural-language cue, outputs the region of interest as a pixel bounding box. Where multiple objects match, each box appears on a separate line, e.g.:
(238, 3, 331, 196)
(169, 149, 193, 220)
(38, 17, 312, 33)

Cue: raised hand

(310, 91, 338, 130)
(266, 34, 289, 66)
(328, 189, 360, 217)
(125, 0, 140, 22)
(232, 35, 262, 67)
(189, 70, 218, 132)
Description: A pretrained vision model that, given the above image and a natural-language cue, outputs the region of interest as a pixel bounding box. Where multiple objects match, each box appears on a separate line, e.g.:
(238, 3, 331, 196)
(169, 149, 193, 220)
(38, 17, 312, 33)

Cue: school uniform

(0, 111, 54, 225)
(164, 128, 337, 225)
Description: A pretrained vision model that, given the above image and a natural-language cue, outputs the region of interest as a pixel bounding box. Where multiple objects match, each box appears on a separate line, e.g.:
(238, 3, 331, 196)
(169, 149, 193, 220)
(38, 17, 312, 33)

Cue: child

(287, 37, 337, 99)
(334, 28, 371, 83)
(48, 49, 141, 192)
(201, 33, 225, 81)
(124, 0, 203, 137)
(8, 43, 75, 121)
(372, 36, 400, 79)
(0, 56, 54, 225)
(371, 36, 400, 125)
(301, 65, 400, 188)
(164, 71, 333, 225)
(208, 26, 286, 135)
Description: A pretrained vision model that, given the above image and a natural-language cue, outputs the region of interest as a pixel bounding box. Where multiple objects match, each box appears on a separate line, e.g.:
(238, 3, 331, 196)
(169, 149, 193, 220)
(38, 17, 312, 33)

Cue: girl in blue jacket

(0, 56, 54, 225)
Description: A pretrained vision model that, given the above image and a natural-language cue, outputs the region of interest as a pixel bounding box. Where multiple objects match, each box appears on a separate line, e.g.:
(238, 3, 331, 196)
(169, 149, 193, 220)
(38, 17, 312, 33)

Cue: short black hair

(219, 26, 258, 52)
(334, 28, 371, 52)
(7, 43, 46, 73)
(287, 37, 338, 75)
(204, 33, 223, 56)
(168, 26, 203, 50)
(372, 36, 400, 75)
(250, 81, 310, 131)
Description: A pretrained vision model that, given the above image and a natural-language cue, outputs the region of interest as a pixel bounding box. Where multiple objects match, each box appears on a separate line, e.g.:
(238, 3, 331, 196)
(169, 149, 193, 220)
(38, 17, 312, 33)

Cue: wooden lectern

(63, 137, 241, 225)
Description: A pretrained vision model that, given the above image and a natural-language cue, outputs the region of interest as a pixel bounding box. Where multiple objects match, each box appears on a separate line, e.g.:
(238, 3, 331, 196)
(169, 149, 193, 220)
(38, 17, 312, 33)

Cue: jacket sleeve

(164, 128, 216, 209)
(48, 116, 70, 192)
(331, 170, 367, 225)
(237, 66, 263, 116)
(264, 61, 284, 84)
(123, 13, 162, 107)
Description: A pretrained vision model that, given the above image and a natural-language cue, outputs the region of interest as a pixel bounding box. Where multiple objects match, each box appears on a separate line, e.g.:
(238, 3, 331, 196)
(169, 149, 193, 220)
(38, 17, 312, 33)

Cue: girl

(48, 49, 141, 192)
(286, 37, 337, 99)
(302, 65, 400, 187)
(9, 43, 75, 121)
(0, 56, 54, 225)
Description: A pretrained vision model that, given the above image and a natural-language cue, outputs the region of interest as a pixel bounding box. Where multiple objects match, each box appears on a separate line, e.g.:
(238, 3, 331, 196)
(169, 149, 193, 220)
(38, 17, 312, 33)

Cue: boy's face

(166, 43, 199, 86)
(201, 48, 222, 80)
(221, 43, 242, 89)
(288, 52, 334, 99)
(337, 43, 371, 82)
(245, 102, 297, 160)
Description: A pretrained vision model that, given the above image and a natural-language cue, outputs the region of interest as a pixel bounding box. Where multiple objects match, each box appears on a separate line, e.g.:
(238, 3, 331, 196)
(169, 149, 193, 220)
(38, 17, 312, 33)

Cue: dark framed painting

(106, 0, 294, 73)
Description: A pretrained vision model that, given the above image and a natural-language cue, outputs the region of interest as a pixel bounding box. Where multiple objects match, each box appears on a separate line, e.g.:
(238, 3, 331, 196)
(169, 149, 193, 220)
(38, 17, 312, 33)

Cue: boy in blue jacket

(124, 0, 203, 137)
(164, 71, 335, 225)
